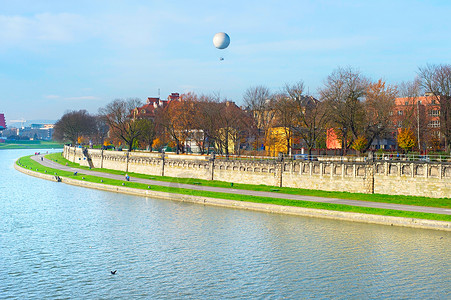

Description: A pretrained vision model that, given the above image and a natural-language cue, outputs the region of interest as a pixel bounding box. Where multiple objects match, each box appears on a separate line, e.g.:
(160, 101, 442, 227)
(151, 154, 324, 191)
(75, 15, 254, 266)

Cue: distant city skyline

(0, 0, 450, 122)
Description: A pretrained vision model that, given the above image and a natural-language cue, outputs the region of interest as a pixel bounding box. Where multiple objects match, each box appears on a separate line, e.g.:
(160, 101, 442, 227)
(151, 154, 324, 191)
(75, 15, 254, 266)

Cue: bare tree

(137, 118, 156, 151)
(53, 110, 97, 144)
(243, 85, 275, 151)
(192, 95, 222, 154)
(273, 92, 296, 155)
(284, 81, 328, 156)
(215, 100, 249, 156)
(93, 115, 109, 146)
(397, 79, 427, 150)
(99, 98, 144, 151)
(362, 79, 397, 152)
(155, 94, 195, 154)
(319, 67, 369, 155)
(418, 64, 451, 150)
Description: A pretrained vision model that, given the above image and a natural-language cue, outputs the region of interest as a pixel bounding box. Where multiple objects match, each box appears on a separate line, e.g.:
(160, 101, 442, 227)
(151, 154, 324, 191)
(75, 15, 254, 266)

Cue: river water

(1, 149, 450, 299)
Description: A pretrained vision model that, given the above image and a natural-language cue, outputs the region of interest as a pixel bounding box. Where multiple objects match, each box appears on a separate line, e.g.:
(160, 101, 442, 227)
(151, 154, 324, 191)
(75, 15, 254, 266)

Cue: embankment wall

(64, 146, 451, 198)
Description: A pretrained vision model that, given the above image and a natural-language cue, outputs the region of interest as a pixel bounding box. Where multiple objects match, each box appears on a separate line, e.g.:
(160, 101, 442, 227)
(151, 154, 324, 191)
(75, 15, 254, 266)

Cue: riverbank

(15, 155, 451, 231)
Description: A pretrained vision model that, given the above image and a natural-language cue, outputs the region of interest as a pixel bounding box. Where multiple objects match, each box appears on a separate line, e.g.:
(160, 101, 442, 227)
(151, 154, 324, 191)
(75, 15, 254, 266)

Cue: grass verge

(46, 152, 451, 209)
(0, 141, 63, 149)
(16, 154, 451, 222)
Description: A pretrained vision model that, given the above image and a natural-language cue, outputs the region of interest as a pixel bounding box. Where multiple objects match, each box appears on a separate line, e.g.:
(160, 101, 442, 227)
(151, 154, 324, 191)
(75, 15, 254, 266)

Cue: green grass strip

(46, 152, 451, 209)
(16, 155, 451, 222)
(0, 141, 64, 149)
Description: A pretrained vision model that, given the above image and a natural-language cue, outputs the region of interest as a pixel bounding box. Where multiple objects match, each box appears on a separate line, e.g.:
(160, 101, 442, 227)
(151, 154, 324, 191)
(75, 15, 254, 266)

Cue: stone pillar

(101, 149, 104, 169)
(161, 150, 165, 176)
(365, 164, 375, 194)
(365, 152, 375, 194)
(210, 152, 215, 180)
(125, 152, 129, 173)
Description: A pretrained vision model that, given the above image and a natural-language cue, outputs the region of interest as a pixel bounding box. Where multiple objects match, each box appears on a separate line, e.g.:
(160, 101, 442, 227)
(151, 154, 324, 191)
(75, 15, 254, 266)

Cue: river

(1, 149, 450, 299)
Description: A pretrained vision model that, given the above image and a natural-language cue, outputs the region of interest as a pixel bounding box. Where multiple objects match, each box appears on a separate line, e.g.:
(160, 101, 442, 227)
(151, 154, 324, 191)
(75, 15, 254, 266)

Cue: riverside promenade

(31, 154, 451, 216)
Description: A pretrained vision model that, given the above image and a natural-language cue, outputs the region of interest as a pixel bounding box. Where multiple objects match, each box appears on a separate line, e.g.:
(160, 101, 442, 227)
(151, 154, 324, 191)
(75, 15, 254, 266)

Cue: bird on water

(111, 270, 117, 275)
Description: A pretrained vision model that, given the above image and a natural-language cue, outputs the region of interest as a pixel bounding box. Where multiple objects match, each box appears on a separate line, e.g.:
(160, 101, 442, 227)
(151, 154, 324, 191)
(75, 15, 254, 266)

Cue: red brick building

(134, 93, 181, 119)
(391, 94, 441, 150)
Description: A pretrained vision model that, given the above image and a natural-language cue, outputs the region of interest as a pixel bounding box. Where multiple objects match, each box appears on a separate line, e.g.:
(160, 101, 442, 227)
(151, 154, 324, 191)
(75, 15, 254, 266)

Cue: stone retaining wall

(64, 146, 451, 198)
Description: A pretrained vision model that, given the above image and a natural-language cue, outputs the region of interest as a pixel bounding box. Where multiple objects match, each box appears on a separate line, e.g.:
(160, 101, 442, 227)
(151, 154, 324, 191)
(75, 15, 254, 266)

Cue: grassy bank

(0, 141, 63, 149)
(16, 154, 451, 222)
(46, 152, 451, 209)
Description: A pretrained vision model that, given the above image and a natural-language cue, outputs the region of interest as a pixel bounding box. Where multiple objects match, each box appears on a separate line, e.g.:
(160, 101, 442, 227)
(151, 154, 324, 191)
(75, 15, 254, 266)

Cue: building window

(428, 110, 440, 117)
(389, 111, 393, 116)
(397, 110, 404, 115)
(404, 101, 409, 105)
(428, 120, 440, 128)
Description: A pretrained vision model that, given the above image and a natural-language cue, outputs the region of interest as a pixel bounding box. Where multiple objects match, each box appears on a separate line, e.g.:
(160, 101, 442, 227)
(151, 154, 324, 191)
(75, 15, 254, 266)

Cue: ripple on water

(1, 150, 450, 299)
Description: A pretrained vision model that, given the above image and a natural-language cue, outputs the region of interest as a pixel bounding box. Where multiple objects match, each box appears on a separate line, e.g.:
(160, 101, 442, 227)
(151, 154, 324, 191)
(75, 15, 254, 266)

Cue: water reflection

(1, 149, 450, 299)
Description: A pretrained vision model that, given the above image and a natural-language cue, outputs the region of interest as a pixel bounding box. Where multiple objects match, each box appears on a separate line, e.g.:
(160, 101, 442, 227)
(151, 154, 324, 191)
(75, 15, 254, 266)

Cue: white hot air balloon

(213, 32, 230, 49)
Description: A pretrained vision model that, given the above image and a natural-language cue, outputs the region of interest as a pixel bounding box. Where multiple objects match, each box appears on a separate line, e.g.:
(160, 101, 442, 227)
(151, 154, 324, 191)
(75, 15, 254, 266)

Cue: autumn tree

(397, 128, 417, 153)
(53, 110, 97, 144)
(319, 67, 369, 155)
(99, 98, 144, 152)
(284, 81, 327, 156)
(418, 64, 451, 150)
(351, 136, 368, 155)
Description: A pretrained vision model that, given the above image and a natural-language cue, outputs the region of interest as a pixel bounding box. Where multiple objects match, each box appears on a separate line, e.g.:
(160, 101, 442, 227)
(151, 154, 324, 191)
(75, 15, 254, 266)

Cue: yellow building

(265, 127, 292, 156)
(216, 128, 237, 155)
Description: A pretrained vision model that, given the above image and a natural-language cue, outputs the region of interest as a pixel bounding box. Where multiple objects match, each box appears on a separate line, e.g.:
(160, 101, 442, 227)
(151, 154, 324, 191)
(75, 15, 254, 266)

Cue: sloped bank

(14, 163, 451, 232)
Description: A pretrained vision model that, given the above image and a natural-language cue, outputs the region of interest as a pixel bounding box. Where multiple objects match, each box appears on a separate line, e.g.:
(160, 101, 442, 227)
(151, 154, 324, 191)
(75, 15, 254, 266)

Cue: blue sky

(0, 0, 450, 123)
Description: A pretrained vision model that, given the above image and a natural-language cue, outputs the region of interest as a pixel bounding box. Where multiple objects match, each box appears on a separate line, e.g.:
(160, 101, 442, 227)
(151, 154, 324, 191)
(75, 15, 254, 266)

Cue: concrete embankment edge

(15, 163, 451, 232)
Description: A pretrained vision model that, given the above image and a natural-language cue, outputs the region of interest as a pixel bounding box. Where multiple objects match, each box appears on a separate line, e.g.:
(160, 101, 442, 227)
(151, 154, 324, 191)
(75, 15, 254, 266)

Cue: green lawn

(0, 141, 64, 149)
(46, 152, 451, 209)
(15, 154, 451, 222)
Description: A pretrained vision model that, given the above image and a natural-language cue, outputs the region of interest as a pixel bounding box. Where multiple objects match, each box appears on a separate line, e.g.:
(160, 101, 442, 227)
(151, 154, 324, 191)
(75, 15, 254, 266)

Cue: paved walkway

(31, 154, 451, 215)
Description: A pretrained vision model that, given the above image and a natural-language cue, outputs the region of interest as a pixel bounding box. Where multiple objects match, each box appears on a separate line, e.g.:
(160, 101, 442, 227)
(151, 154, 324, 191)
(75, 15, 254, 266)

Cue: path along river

(1, 149, 450, 299)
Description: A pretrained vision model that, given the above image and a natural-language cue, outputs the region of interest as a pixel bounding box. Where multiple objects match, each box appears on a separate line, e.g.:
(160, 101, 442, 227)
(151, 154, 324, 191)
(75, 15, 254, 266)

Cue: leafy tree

(397, 128, 417, 153)
(351, 136, 368, 155)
